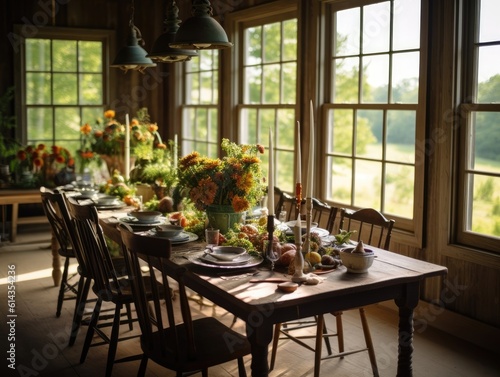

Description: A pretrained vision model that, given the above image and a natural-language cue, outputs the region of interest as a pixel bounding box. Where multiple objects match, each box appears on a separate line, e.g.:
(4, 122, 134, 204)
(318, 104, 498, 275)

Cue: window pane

(393, 0, 420, 50)
(26, 73, 51, 104)
(263, 64, 280, 103)
(362, 2, 390, 54)
(276, 150, 294, 193)
(263, 22, 280, 63)
(468, 174, 500, 237)
(385, 163, 414, 218)
(362, 54, 389, 103)
(55, 107, 80, 139)
(53, 73, 77, 104)
(335, 8, 360, 56)
(329, 156, 352, 202)
(392, 52, 420, 103)
(53, 40, 77, 72)
(283, 19, 297, 61)
(276, 108, 295, 148)
(259, 109, 275, 145)
(470, 112, 500, 173)
(245, 66, 262, 104)
(479, 0, 500, 42)
(27, 107, 53, 140)
(186, 72, 200, 104)
(80, 73, 103, 104)
(282, 62, 297, 104)
(245, 26, 262, 65)
(201, 71, 215, 104)
(26, 39, 50, 71)
(333, 57, 359, 103)
(240, 108, 258, 144)
(354, 160, 381, 208)
(387, 110, 415, 163)
(477, 46, 500, 103)
(357, 110, 382, 159)
(330, 109, 353, 155)
(79, 41, 102, 72)
(183, 108, 196, 139)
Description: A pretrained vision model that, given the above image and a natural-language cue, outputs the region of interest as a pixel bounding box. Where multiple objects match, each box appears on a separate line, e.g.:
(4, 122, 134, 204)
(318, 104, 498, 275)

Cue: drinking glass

(205, 228, 220, 250)
(266, 240, 281, 271)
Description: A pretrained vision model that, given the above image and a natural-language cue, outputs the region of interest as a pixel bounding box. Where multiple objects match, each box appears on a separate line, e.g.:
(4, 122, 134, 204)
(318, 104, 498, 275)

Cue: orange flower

(131, 118, 139, 126)
(17, 150, 27, 161)
(81, 123, 92, 135)
(104, 109, 115, 119)
(148, 123, 158, 133)
(33, 157, 44, 168)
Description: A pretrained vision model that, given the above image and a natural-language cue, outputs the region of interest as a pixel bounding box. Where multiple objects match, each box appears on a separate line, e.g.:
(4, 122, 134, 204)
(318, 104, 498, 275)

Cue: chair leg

(105, 303, 123, 377)
(69, 276, 90, 346)
(314, 315, 325, 377)
(237, 356, 247, 377)
(137, 354, 148, 377)
(56, 256, 71, 317)
(80, 297, 102, 363)
(334, 311, 345, 357)
(319, 315, 333, 355)
(269, 323, 282, 371)
(359, 307, 379, 377)
(125, 302, 133, 331)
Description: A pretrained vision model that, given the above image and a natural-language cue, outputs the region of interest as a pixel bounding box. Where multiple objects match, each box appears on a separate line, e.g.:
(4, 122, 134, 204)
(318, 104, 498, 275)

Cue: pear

(353, 240, 365, 254)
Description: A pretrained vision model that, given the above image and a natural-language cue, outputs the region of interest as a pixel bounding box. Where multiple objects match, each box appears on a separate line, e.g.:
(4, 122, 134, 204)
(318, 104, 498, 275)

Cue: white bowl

(155, 224, 183, 238)
(95, 195, 119, 206)
(340, 249, 375, 273)
(207, 246, 247, 261)
(129, 210, 162, 223)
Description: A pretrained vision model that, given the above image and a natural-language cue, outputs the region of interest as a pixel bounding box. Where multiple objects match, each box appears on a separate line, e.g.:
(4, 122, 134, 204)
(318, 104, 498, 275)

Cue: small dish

(285, 220, 319, 229)
(155, 224, 183, 238)
(207, 246, 247, 261)
(95, 195, 120, 206)
(129, 210, 162, 223)
(278, 282, 298, 293)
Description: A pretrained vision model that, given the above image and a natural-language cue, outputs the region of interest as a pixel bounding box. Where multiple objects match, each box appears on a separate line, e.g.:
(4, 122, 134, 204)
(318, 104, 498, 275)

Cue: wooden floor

(1, 224, 499, 377)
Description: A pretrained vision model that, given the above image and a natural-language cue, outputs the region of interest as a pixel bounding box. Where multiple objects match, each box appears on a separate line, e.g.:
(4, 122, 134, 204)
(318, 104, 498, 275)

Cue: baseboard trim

(377, 300, 500, 355)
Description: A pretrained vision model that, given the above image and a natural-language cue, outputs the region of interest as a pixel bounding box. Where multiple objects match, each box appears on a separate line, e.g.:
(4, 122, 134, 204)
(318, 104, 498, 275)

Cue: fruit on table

(305, 251, 321, 265)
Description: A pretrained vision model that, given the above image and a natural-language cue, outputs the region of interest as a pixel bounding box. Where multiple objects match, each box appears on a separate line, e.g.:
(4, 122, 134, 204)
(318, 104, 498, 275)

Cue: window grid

(239, 18, 298, 193)
(325, 0, 423, 231)
(181, 50, 219, 158)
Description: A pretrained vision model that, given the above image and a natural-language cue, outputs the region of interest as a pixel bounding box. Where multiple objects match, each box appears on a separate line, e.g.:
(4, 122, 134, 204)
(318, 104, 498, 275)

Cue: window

(14, 26, 112, 158)
(456, 0, 500, 252)
(181, 50, 220, 158)
(237, 12, 298, 193)
(323, 0, 426, 242)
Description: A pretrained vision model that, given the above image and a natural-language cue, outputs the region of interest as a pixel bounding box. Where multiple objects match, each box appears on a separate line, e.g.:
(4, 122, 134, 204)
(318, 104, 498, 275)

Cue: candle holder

(266, 214, 278, 270)
(292, 214, 307, 283)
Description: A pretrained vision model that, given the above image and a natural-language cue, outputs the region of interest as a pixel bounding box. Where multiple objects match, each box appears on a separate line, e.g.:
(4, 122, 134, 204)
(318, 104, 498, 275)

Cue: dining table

(97, 209, 448, 377)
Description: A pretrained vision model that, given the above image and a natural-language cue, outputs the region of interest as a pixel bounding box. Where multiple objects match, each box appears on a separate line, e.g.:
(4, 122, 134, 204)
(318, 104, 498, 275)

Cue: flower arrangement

(16, 144, 73, 173)
(177, 138, 266, 212)
(78, 108, 166, 173)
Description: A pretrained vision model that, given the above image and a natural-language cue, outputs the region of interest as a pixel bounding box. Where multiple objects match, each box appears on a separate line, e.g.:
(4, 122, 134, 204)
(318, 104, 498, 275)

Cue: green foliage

(475, 178, 494, 201)
(0, 87, 21, 165)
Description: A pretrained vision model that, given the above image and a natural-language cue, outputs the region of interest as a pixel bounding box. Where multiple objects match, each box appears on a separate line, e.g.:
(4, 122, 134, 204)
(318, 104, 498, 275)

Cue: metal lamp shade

(111, 25, 157, 72)
(170, 0, 232, 50)
(148, 31, 198, 62)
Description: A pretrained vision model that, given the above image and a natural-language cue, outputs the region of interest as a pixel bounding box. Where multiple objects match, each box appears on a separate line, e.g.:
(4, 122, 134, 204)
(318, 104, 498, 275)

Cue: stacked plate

(192, 246, 264, 269)
(147, 229, 199, 244)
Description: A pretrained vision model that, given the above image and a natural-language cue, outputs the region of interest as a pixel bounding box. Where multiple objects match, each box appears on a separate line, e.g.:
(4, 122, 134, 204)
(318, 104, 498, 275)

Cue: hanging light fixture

(148, 0, 198, 63)
(111, 0, 157, 73)
(170, 0, 233, 50)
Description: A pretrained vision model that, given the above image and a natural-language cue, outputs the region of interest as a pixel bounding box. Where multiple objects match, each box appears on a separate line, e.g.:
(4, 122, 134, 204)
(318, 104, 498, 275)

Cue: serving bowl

(206, 246, 247, 261)
(155, 224, 183, 238)
(95, 195, 120, 206)
(128, 210, 163, 223)
(339, 248, 375, 273)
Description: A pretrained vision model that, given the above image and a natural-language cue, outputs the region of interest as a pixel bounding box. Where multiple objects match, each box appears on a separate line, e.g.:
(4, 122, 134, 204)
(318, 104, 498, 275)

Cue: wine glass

(266, 240, 281, 271)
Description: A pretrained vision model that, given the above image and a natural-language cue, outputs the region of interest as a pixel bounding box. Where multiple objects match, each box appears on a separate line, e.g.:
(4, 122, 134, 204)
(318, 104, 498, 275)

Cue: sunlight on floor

(0, 263, 78, 285)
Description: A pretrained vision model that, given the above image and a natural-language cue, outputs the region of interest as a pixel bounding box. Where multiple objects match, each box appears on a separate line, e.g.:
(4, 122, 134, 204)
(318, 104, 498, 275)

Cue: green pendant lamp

(148, 0, 198, 63)
(170, 0, 233, 50)
(111, 1, 157, 73)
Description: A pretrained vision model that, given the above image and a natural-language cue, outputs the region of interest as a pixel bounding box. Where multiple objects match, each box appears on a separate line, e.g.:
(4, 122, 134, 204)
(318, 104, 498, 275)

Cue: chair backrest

(40, 186, 72, 254)
(119, 224, 196, 359)
(65, 195, 123, 296)
(339, 208, 395, 249)
(311, 198, 338, 234)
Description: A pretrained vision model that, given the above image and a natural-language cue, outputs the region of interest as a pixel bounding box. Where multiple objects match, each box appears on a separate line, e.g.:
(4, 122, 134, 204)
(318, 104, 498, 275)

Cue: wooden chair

(65, 196, 142, 377)
(271, 207, 395, 377)
(119, 224, 251, 377)
(40, 187, 79, 318)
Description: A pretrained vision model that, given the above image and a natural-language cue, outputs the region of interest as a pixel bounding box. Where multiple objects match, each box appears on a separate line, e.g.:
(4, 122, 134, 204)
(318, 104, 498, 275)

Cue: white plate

(190, 255, 264, 269)
(118, 216, 167, 226)
(285, 227, 330, 238)
(199, 253, 252, 266)
(285, 220, 319, 229)
(145, 230, 198, 244)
